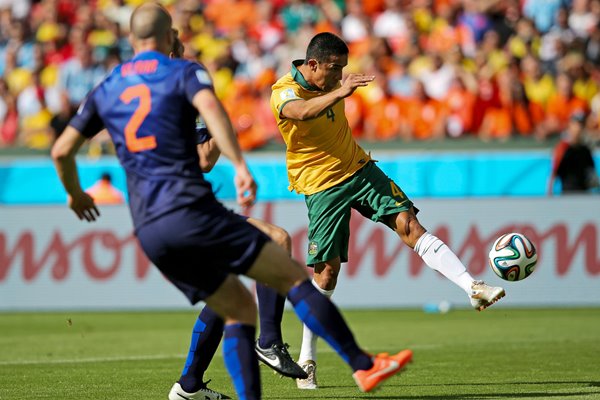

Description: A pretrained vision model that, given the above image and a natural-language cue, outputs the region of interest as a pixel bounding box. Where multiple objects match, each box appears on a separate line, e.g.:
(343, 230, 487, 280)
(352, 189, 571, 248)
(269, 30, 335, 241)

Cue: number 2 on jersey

(120, 84, 157, 152)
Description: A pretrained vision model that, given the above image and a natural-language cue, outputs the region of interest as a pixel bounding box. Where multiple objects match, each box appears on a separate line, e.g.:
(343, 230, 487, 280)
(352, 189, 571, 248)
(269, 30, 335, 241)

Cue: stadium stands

(0, 0, 599, 152)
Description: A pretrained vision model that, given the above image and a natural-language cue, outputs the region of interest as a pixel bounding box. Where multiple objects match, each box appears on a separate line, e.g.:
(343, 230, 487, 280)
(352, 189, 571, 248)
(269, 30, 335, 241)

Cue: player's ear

(307, 59, 318, 72)
(128, 32, 136, 49)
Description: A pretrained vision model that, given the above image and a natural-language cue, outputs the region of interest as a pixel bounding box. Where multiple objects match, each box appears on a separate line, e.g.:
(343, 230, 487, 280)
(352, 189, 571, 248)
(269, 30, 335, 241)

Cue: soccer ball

(488, 233, 537, 281)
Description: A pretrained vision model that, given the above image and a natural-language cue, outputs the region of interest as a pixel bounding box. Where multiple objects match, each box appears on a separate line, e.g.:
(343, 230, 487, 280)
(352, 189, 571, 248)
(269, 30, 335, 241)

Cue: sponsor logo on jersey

(308, 241, 318, 256)
(195, 69, 212, 85)
(280, 88, 297, 100)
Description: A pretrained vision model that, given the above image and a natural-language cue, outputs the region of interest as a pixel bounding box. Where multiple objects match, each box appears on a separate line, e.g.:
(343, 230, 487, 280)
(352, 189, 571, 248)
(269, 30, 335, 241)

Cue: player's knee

(405, 216, 426, 248)
(228, 291, 258, 323)
(314, 263, 339, 290)
(394, 211, 425, 248)
(270, 226, 292, 255)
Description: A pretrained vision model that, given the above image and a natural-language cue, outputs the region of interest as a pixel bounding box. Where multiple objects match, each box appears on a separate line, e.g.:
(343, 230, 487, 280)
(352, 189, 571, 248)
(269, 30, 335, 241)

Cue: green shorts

(305, 161, 414, 265)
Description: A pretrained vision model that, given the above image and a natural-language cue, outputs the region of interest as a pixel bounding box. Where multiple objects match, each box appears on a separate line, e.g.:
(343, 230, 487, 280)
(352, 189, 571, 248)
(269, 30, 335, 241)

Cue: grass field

(1, 308, 599, 400)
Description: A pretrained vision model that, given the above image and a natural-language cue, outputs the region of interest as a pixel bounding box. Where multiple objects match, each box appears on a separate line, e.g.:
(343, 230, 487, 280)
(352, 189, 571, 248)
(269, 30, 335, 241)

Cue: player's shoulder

(171, 59, 212, 86)
(271, 73, 300, 101)
(272, 72, 296, 90)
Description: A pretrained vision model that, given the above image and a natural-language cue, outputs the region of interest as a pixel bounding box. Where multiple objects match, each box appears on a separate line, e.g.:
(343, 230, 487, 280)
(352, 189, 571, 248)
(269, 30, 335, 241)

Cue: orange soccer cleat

(352, 349, 413, 392)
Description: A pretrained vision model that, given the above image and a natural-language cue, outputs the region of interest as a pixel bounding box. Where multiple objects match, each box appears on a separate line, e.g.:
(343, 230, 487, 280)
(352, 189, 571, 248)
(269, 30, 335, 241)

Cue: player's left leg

(202, 274, 261, 400)
(355, 162, 505, 311)
(387, 209, 505, 310)
(246, 218, 307, 379)
(169, 307, 231, 400)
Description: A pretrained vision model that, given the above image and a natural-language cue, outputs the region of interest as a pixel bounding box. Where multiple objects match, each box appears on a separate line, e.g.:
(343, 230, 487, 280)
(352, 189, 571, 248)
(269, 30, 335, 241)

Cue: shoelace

(200, 379, 222, 395)
(273, 342, 292, 356)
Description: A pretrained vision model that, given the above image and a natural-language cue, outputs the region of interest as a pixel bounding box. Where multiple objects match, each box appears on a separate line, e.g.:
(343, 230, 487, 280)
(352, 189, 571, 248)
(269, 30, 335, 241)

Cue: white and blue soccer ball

(488, 233, 538, 281)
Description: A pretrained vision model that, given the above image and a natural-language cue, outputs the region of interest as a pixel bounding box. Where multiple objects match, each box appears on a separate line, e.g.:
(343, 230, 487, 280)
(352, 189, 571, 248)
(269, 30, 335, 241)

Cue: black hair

(304, 32, 348, 63)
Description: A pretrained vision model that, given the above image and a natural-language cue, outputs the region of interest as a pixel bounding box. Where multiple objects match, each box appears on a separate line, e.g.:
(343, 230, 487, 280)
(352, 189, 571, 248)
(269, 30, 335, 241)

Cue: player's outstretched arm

(192, 89, 256, 207)
(281, 73, 374, 121)
(51, 126, 100, 221)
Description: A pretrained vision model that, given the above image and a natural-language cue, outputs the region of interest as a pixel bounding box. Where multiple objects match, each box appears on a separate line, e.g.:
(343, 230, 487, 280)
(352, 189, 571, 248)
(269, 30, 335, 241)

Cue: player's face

(313, 54, 347, 91)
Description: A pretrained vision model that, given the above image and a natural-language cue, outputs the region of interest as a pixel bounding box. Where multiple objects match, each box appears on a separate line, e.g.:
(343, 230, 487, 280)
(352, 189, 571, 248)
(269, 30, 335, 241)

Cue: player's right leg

(245, 241, 411, 393)
(296, 258, 339, 389)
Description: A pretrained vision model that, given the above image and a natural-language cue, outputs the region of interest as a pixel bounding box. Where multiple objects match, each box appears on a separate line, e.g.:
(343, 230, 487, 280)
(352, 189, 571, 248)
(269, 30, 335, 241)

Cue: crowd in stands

(1, 0, 600, 152)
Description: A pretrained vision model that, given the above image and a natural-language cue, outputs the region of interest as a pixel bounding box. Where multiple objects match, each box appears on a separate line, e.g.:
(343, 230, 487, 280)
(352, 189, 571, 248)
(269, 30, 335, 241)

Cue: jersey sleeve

(271, 85, 302, 118)
(195, 117, 211, 144)
(68, 88, 104, 138)
(183, 62, 215, 103)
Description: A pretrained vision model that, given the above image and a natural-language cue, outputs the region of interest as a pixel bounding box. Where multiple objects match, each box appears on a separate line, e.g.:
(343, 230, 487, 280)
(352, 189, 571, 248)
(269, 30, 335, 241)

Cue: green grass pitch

(1, 308, 599, 399)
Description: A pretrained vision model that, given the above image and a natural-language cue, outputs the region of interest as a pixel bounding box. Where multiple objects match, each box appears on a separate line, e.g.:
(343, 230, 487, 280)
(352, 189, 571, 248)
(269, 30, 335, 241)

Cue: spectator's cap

(570, 111, 586, 124)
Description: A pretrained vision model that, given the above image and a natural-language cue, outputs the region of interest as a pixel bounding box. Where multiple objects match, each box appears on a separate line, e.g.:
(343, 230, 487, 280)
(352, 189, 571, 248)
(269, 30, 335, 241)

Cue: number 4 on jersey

(390, 181, 406, 200)
(326, 108, 335, 122)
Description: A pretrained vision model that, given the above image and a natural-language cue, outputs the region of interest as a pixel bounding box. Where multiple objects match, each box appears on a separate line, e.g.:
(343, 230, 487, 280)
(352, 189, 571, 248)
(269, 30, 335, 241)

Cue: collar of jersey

(291, 60, 320, 91)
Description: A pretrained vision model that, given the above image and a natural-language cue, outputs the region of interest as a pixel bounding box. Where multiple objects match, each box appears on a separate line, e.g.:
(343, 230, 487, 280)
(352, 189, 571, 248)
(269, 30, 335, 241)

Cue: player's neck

(132, 39, 170, 56)
(296, 64, 316, 87)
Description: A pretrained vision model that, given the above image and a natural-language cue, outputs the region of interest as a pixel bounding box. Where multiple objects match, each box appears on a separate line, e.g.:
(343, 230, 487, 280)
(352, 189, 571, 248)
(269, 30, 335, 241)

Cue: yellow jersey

(270, 60, 371, 195)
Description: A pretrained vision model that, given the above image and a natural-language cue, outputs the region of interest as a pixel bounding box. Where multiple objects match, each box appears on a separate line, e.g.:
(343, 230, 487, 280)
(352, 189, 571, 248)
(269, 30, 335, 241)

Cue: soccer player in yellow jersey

(271, 32, 507, 390)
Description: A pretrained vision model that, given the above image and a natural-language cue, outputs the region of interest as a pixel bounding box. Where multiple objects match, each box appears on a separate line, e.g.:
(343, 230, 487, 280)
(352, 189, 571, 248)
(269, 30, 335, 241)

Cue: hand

(234, 164, 257, 208)
(68, 191, 100, 222)
(339, 73, 375, 97)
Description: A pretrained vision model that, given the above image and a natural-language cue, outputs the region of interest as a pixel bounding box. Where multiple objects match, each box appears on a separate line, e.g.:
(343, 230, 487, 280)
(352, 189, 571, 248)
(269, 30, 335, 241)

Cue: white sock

(297, 279, 334, 364)
(414, 232, 474, 294)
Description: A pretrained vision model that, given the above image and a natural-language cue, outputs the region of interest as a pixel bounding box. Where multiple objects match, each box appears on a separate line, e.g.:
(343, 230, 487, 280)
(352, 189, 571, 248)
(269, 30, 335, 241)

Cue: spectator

(585, 20, 600, 65)
(445, 67, 477, 138)
(420, 53, 456, 101)
(0, 18, 36, 76)
(399, 80, 448, 140)
(0, 77, 18, 147)
(521, 55, 556, 133)
(523, 0, 565, 34)
(86, 172, 125, 205)
(548, 112, 600, 194)
(362, 72, 404, 141)
(1, 0, 600, 149)
(59, 42, 106, 111)
(542, 72, 588, 139)
(17, 68, 53, 149)
(372, 0, 409, 52)
(569, 0, 597, 39)
(340, 0, 370, 45)
(278, 0, 320, 34)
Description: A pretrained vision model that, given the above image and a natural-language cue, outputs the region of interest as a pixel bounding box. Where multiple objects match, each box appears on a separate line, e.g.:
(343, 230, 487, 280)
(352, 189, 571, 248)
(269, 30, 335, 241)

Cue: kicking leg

(388, 208, 505, 311)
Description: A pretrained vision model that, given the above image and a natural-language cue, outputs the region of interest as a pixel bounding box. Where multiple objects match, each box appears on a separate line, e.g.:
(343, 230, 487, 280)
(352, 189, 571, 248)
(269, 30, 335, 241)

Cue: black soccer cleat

(255, 340, 309, 379)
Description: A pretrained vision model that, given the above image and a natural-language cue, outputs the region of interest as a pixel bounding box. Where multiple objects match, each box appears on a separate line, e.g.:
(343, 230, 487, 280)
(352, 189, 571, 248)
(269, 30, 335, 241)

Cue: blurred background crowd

(1, 0, 600, 152)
